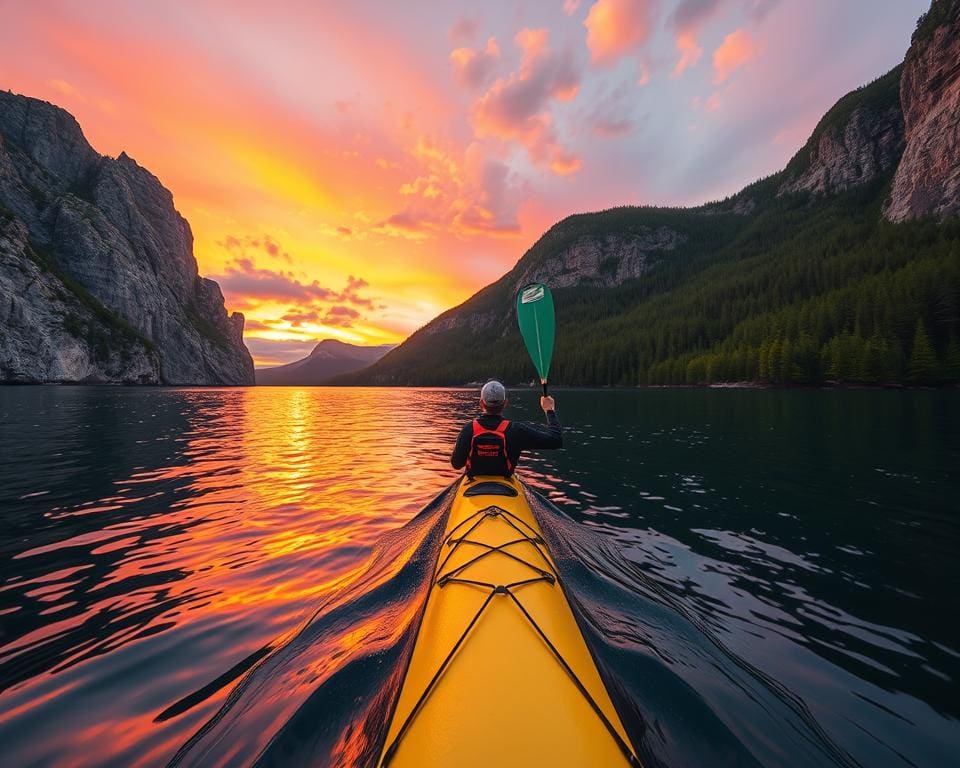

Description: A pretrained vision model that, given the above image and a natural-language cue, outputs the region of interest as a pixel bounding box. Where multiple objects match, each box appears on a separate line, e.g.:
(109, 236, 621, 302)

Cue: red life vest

(465, 419, 513, 477)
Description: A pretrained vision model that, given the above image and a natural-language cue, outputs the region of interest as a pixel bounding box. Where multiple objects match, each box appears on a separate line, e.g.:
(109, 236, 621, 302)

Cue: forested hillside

(344, 178, 959, 387)
(565, 183, 959, 387)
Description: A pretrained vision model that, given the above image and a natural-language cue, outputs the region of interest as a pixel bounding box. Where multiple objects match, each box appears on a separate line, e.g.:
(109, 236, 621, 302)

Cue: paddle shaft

(535, 309, 548, 395)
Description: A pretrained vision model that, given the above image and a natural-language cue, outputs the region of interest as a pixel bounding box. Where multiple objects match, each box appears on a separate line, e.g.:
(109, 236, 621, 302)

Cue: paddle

(516, 282, 555, 395)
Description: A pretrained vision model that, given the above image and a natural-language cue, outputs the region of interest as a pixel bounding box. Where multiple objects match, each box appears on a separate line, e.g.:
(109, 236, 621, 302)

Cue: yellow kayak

(379, 474, 640, 767)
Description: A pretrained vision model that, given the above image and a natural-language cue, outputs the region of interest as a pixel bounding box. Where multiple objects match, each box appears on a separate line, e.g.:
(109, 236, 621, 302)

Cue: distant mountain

(340, 0, 960, 388)
(0, 92, 254, 384)
(256, 339, 395, 385)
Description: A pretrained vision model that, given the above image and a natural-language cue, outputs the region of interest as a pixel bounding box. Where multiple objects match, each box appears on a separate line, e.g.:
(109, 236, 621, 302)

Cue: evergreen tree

(795, 333, 819, 383)
(758, 340, 771, 380)
(942, 335, 960, 381)
(780, 337, 802, 382)
(768, 339, 782, 382)
(909, 320, 937, 383)
(857, 335, 881, 381)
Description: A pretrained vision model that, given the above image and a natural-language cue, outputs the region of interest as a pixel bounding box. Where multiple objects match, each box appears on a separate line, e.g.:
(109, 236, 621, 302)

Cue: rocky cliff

(886, 0, 960, 221)
(511, 228, 684, 290)
(775, 0, 960, 220)
(0, 91, 254, 384)
(778, 67, 904, 197)
(420, 227, 686, 340)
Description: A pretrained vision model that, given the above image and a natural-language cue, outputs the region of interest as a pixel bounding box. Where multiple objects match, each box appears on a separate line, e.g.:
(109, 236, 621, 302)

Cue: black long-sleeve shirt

(451, 410, 563, 473)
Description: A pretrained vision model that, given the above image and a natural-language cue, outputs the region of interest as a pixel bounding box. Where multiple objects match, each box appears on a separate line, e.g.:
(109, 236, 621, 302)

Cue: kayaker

(451, 380, 562, 478)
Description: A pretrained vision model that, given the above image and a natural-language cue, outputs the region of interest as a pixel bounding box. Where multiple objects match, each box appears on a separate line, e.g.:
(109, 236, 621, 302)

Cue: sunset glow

(0, 0, 925, 365)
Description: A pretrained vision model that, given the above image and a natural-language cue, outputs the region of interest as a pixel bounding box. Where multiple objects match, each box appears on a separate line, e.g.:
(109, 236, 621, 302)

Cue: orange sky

(0, 0, 926, 365)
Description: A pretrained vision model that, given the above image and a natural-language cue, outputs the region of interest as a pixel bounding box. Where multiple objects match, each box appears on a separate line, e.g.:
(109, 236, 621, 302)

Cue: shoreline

(2, 380, 958, 391)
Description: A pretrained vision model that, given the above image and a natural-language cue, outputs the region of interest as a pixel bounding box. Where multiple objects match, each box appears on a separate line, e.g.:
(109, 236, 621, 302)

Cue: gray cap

(480, 380, 506, 405)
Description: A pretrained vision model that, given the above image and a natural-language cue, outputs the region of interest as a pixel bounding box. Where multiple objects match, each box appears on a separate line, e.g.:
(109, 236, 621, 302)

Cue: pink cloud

(381, 211, 425, 230)
(690, 89, 722, 115)
(713, 28, 759, 83)
(672, 0, 719, 25)
(218, 234, 292, 263)
(259, 288, 370, 332)
(387, 137, 524, 237)
(322, 305, 361, 327)
(549, 153, 582, 175)
(673, 32, 702, 77)
(46, 78, 86, 102)
(244, 278, 374, 333)
(454, 142, 523, 233)
(212, 240, 377, 312)
(213, 258, 338, 304)
(449, 16, 479, 45)
(399, 173, 442, 198)
(281, 310, 320, 326)
(592, 113, 634, 138)
(340, 275, 376, 309)
(581, 81, 638, 138)
(745, 0, 780, 22)
(584, 0, 657, 67)
(564, 0, 582, 15)
(262, 237, 280, 257)
(375, 211, 431, 241)
(669, 0, 721, 77)
(450, 37, 501, 90)
(470, 28, 582, 175)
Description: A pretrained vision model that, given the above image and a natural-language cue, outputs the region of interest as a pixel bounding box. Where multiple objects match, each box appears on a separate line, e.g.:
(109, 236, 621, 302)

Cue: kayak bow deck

(379, 475, 640, 767)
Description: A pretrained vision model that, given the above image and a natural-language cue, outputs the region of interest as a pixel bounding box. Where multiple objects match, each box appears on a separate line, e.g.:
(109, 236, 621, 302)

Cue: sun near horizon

(0, 0, 926, 366)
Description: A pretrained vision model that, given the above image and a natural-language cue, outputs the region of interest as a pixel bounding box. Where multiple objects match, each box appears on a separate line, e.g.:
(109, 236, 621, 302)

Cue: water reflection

(526, 389, 960, 767)
(0, 387, 472, 766)
(0, 386, 957, 767)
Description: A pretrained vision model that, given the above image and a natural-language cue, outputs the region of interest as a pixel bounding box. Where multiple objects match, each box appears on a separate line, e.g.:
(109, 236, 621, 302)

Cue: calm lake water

(0, 386, 957, 767)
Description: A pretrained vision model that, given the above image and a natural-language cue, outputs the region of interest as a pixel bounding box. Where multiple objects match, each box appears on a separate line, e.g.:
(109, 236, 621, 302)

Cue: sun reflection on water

(0, 387, 474, 766)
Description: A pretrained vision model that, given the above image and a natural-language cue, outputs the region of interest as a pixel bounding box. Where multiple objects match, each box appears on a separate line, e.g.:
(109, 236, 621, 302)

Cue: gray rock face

(514, 229, 681, 290)
(0, 91, 253, 384)
(424, 308, 500, 336)
(0, 217, 157, 382)
(421, 229, 681, 338)
(779, 105, 904, 196)
(776, 1, 960, 220)
(886, 6, 960, 222)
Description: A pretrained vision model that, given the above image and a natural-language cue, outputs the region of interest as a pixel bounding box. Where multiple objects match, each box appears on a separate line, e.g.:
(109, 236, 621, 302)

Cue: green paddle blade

(516, 282, 555, 383)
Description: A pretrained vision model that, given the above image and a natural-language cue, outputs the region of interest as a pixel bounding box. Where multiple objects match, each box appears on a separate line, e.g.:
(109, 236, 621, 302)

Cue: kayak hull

(379, 475, 637, 767)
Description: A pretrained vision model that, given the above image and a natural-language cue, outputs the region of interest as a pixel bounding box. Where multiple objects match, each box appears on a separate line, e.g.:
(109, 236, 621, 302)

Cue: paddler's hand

(540, 395, 555, 413)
